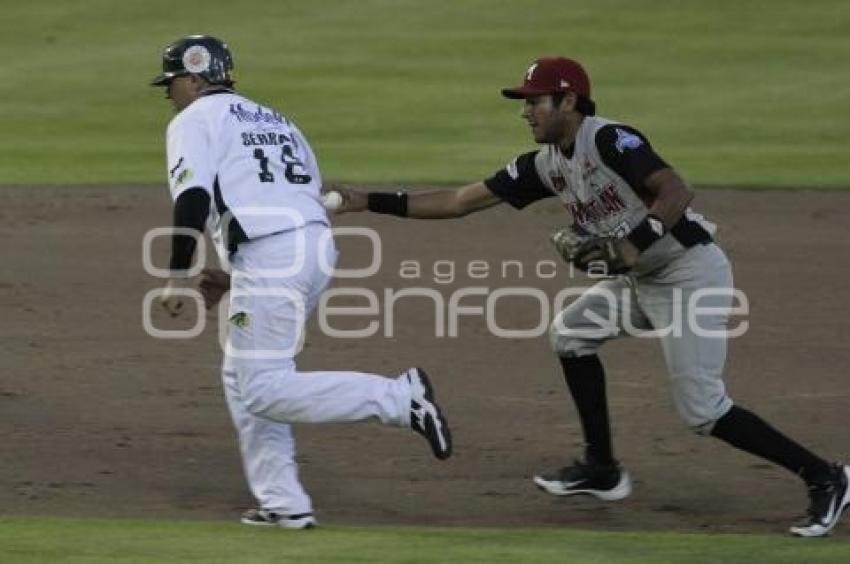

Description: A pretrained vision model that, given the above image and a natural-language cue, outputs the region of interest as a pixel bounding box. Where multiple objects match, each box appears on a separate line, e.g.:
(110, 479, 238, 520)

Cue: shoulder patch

(169, 156, 194, 187)
(175, 167, 194, 188)
(614, 128, 644, 153)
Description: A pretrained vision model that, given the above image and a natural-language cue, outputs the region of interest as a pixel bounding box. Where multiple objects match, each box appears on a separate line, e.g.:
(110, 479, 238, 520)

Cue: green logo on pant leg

(229, 311, 250, 328)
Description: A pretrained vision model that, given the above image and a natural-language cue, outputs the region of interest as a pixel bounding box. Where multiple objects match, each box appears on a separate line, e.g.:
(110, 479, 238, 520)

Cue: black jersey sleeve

(483, 150, 554, 209)
(169, 187, 210, 273)
(595, 125, 669, 192)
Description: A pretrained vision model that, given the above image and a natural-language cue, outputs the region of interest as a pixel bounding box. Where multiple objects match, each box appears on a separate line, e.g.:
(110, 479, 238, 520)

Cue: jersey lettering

(242, 132, 292, 146)
(567, 188, 626, 226)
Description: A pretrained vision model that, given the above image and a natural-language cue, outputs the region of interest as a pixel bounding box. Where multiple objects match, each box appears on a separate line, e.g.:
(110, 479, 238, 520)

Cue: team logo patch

(614, 128, 644, 153)
(229, 311, 250, 329)
(525, 62, 539, 81)
(182, 45, 211, 73)
(175, 167, 193, 187)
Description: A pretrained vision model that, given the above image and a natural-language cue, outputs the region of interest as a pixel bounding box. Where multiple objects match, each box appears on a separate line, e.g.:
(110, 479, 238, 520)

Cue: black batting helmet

(151, 35, 234, 87)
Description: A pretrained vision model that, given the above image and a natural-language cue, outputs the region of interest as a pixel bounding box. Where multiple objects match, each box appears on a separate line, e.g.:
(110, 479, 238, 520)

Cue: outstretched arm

(332, 182, 503, 219)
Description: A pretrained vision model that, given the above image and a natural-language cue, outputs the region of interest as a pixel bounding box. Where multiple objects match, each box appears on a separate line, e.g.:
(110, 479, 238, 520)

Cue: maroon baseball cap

(501, 57, 591, 100)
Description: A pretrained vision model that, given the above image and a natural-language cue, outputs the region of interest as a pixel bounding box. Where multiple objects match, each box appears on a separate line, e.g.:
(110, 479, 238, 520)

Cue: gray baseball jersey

(485, 115, 715, 276)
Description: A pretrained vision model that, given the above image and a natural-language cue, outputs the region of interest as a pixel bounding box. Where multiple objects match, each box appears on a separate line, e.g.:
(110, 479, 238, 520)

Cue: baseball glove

(550, 224, 591, 263)
(572, 237, 631, 274)
(550, 226, 631, 274)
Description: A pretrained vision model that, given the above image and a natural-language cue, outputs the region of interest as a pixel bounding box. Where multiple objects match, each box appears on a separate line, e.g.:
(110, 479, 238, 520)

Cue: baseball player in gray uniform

(335, 57, 849, 536)
(150, 35, 451, 529)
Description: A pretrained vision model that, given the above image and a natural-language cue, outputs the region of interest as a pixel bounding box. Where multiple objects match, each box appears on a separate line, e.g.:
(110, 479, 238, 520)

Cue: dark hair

(551, 92, 596, 116)
(576, 96, 596, 116)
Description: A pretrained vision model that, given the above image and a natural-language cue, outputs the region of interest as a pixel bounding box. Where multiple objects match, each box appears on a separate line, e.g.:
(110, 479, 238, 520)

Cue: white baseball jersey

(162, 88, 422, 518)
(165, 89, 329, 259)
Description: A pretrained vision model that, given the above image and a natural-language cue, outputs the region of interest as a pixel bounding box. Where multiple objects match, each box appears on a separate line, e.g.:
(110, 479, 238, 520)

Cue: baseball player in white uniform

(150, 35, 452, 529)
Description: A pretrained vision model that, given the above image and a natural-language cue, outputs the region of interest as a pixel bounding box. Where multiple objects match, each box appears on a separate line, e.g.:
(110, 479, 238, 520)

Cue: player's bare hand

(617, 239, 640, 269)
(325, 185, 368, 214)
(159, 277, 194, 317)
(199, 268, 231, 309)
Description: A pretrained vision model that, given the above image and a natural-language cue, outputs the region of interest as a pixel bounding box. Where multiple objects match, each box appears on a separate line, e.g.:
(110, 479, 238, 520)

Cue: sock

(711, 405, 832, 484)
(560, 354, 615, 466)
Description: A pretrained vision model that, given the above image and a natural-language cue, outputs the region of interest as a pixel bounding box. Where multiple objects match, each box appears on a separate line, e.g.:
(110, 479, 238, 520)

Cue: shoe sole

(240, 513, 317, 530)
(790, 465, 850, 538)
(280, 517, 318, 530)
(412, 368, 452, 460)
(533, 471, 632, 501)
(240, 518, 278, 527)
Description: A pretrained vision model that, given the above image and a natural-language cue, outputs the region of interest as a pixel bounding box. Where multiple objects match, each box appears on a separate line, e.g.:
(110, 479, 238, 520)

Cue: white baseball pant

(221, 223, 412, 515)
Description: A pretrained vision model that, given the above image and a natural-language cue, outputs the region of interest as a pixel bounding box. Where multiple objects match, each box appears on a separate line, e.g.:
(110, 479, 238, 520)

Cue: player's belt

(669, 216, 713, 247)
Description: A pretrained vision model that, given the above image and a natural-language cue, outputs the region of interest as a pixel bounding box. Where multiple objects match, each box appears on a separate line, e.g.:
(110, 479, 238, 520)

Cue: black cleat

(790, 463, 850, 537)
(407, 368, 452, 460)
(240, 508, 317, 529)
(534, 458, 632, 500)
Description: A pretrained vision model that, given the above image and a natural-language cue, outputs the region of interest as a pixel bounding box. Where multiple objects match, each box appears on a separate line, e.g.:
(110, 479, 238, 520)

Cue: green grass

(1, 518, 849, 564)
(0, 0, 848, 187)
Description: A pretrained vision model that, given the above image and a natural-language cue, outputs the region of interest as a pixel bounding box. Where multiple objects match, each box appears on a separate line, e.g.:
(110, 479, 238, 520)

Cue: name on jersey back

(229, 103, 287, 125)
(241, 132, 294, 147)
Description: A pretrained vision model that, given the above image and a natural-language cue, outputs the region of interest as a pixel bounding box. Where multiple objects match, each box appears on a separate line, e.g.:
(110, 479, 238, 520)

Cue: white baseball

(321, 191, 344, 211)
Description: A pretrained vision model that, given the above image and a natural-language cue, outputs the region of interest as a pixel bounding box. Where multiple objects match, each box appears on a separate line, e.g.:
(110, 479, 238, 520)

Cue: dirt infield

(1, 185, 848, 535)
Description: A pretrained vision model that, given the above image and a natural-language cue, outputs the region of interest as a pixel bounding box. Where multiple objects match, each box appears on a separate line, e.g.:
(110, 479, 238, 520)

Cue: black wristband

(367, 191, 408, 216)
(626, 214, 666, 252)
